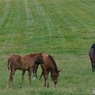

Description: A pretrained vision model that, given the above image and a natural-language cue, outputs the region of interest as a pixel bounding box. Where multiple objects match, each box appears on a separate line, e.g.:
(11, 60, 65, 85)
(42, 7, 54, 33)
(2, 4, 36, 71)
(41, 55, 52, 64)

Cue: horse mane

(29, 53, 41, 57)
(91, 44, 95, 59)
(48, 55, 58, 73)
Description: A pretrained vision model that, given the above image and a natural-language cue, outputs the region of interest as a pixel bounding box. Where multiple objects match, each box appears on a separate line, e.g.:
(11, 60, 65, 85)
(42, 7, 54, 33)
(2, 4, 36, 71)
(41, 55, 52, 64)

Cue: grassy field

(0, 0, 95, 95)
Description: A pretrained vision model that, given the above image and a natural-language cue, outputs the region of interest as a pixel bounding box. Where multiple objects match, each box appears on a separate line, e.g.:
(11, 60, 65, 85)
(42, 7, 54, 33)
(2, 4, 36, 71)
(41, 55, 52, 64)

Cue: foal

(34, 53, 61, 88)
(7, 52, 43, 88)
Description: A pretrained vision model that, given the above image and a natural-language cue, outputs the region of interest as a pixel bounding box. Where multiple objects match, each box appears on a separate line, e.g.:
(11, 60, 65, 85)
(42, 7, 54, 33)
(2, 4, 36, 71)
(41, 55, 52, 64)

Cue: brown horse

(34, 53, 61, 88)
(7, 52, 44, 88)
(89, 44, 95, 72)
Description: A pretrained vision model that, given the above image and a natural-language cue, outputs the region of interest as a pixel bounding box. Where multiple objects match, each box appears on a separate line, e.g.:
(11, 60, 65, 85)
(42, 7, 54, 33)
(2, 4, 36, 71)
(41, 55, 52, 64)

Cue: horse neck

(48, 55, 58, 73)
(30, 53, 39, 58)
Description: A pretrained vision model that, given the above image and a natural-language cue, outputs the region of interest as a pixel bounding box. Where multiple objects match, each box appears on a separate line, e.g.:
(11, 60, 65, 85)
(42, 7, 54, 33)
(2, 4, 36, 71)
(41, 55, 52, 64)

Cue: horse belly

(18, 63, 29, 70)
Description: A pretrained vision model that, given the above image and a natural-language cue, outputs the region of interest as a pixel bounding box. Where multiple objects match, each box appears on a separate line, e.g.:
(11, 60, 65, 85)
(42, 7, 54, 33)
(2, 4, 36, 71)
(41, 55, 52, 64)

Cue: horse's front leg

(39, 66, 44, 80)
(39, 72, 43, 80)
(44, 71, 49, 88)
(28, 69, 32, 87)
(33, 64, 39, 79)
(20, 70, 25, 88)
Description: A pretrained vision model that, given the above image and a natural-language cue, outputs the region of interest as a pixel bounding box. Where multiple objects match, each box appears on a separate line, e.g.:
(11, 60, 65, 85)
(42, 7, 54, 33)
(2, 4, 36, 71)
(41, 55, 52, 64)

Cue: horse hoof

(47, 83, 49, 88)
(47, 86, 49, 88)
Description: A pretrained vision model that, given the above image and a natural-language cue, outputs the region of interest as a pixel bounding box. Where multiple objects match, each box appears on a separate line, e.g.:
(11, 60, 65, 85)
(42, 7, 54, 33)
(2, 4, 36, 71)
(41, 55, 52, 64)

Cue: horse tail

(7, 57, 12, 71)
(7, 54, 21, 71)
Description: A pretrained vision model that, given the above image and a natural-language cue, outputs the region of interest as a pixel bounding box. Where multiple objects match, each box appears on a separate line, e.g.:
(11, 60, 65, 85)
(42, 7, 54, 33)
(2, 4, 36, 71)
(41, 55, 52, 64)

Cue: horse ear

(40, 52, 43, 55)
(58, 70, 61, 72)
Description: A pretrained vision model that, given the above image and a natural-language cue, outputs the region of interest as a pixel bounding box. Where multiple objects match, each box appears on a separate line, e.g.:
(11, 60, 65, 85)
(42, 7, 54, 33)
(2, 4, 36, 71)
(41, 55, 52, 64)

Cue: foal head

(51, 69, 61, 87)
(35, 52, 44, 64)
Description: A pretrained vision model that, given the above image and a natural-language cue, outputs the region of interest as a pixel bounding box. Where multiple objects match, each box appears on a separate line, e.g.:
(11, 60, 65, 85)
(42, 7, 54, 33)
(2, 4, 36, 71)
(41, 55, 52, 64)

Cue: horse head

(35, 52, 44, 64)
(51, 69, 61, 87)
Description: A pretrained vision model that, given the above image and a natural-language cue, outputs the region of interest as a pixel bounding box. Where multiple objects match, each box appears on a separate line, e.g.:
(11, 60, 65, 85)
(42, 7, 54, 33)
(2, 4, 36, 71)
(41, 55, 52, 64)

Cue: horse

(34, 53, 61, 88)
(89, 44, 95, 72)
(7, 52, 44, 88)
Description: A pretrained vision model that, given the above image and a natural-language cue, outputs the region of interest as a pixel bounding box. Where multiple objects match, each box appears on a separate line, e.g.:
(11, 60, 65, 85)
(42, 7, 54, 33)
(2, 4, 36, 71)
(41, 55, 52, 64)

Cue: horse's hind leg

(7, 69, 15, 88)
(20, 70, 25, 88)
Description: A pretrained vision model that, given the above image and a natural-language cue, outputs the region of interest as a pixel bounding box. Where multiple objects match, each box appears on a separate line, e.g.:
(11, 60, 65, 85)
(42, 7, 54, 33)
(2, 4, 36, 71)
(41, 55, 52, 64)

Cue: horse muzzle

(54, 81, 57, 84)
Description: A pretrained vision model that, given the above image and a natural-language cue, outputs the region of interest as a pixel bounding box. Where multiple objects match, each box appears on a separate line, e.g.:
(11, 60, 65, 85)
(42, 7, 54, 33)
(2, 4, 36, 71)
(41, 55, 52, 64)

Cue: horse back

(42, 54, 57, 70)
(42, 54, 50, 63)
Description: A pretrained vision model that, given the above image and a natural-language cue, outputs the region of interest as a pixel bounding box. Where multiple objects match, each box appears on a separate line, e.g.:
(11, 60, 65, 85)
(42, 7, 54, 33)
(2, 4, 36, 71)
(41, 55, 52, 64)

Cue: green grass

(0, 0, 95, 94)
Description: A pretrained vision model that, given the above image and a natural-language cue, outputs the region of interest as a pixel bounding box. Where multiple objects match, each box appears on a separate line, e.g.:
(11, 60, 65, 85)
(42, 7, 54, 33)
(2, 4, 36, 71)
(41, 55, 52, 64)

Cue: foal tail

(7, 54, 21, 71)
(7, 57, 12, 71)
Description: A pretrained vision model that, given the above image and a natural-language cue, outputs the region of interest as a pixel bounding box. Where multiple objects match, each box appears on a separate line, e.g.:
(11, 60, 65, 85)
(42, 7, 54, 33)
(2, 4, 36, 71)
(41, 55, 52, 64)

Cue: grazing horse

(7, 52, 44, 88)
(34, 53, 61, 88)
(89, 44, 95, 72)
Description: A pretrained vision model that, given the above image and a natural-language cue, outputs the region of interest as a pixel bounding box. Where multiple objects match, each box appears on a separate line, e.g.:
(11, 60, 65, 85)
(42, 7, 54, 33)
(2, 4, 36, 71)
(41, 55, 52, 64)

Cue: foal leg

(28, 70, 32, 87)
(44, 71, 49, 88)
(39, 66, 44, 80)
(7, 69, 15, 88)
(33, 64, 39, 79)
(20, 70, 25, 88)
(33, 70, 35, 80)
(39, 72, 43, 80)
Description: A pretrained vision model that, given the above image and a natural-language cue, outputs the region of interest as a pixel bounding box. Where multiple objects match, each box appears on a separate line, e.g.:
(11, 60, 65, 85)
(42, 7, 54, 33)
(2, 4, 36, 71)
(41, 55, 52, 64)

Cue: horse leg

(44, 71, 49, 88)
(7, 74, 11, 88)
(35, 64, 39, 79)
(20, 70, 25, 88)
(46, 72, 49, 88)
(33, 64, 39, 79)
(33, 69, 36, 80)
(33, 70, 35, 80)
(92, 62, 94, 72)
(28, 69, 32, 87)
(39, 66, 44, 80)
(91, 59, 95, 72)
(7, 69, 15, 88)
(39, 72, 43, 80)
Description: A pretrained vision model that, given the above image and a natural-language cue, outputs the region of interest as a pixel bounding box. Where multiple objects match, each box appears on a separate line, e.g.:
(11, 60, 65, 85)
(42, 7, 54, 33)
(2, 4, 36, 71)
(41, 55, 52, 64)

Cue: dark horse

(89, 44, 95, 72)
(34, 53, 61, 88)
(7, 52, 44, 88)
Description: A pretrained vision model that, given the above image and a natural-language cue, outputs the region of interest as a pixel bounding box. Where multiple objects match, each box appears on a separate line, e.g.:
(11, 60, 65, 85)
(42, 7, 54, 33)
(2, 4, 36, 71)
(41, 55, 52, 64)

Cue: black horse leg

(92, 63, 94, 72)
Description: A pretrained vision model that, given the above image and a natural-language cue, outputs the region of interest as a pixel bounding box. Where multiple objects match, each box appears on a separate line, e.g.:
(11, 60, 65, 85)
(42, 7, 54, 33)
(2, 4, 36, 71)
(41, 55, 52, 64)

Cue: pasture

(0, 0, 95, 94)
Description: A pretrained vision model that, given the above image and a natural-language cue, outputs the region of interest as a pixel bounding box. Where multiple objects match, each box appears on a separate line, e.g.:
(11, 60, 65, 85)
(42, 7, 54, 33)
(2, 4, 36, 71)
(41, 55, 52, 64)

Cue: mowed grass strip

(0, 0, 95, 95)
